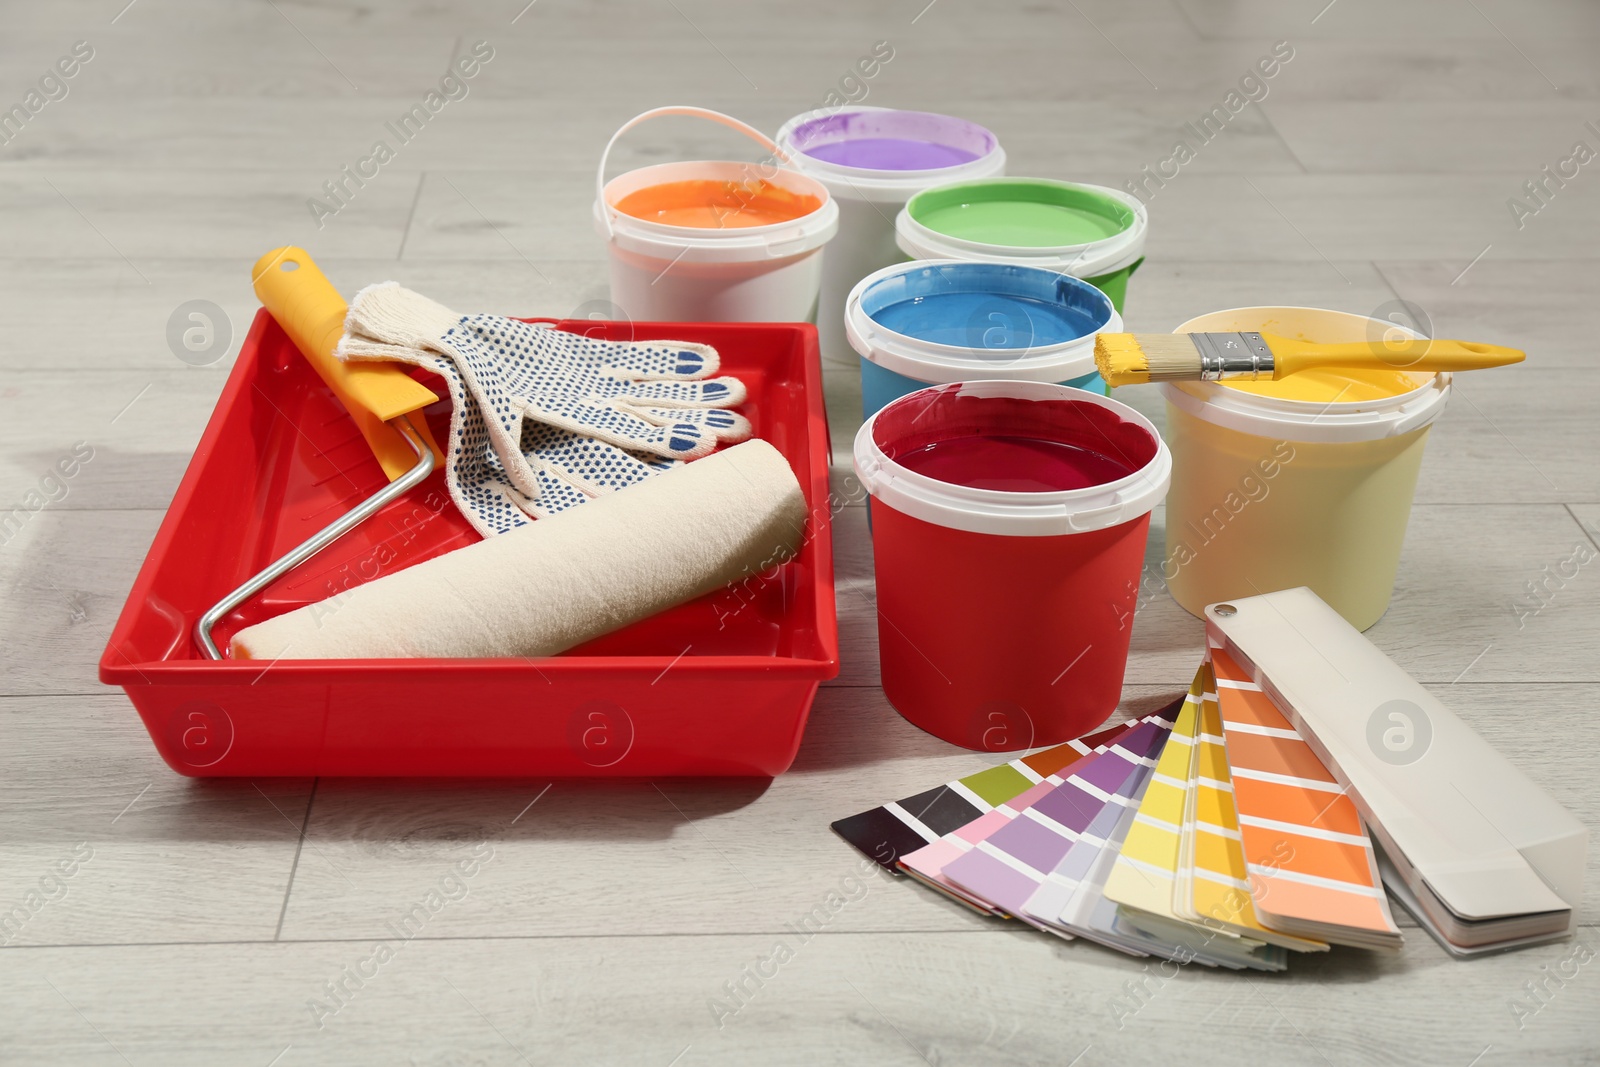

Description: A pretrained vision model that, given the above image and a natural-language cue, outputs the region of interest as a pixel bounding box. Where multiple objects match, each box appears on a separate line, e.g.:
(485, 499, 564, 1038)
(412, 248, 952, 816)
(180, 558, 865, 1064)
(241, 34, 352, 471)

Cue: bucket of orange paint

(594, 106, 840, 323)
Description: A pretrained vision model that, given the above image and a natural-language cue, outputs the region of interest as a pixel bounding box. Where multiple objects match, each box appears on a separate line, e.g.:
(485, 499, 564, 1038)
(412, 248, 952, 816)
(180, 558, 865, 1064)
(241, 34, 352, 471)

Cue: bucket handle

(595, 106, 792, 239)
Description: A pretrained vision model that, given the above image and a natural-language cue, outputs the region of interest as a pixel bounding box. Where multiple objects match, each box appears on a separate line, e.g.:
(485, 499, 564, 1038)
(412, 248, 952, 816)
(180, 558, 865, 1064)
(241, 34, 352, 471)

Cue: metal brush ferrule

(1192, 332, 1276, 380)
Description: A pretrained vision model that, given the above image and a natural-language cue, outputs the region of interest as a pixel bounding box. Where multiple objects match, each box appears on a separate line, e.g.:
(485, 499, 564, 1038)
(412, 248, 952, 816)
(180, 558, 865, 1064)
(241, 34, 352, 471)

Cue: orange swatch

(1230, 777, 1365, 837)
(1212, 647, 1402, 949)
(614, 179, 822, 228)
(1223, 731, 1340, 784)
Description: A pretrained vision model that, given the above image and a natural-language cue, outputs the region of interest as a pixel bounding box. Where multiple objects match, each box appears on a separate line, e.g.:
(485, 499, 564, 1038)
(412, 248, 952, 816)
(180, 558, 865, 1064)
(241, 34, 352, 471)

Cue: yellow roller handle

(1264, 332, 1526, 375)
(251, 247, 442, 481)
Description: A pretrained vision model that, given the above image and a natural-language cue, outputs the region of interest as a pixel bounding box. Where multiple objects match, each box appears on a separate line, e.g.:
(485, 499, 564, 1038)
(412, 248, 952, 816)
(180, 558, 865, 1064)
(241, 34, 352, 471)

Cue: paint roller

(210, 248, 807, 662)
(231, 438, 805, 660)
(195, 247, 445, 659)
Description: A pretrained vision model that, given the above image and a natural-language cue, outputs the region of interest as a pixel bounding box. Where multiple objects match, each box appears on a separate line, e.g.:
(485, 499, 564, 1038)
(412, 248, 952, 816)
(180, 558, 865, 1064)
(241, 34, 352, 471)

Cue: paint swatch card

(1103, 665, 1287, 971)
(1037, 771, 1226, 962)
(1172, 686, 1206, 925)
(1100, 673, 1204, 924)
(1211, 647, 1402, 950)
(896, 696, 1186, 913)
(831, 724, 1131, 873)
(898, 720, 1139, 916)
(940, 716, 1176, 923)
(1180, 663, 1327, 954)
(1019, 705, 1180, 954)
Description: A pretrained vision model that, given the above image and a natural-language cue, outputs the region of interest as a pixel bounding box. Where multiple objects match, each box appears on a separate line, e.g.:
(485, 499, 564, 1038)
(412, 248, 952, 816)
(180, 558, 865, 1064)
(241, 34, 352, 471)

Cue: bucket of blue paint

(895, 178, 1147, 312)
(776, 107, 1006, 363)
(846, 260, 1120, 420)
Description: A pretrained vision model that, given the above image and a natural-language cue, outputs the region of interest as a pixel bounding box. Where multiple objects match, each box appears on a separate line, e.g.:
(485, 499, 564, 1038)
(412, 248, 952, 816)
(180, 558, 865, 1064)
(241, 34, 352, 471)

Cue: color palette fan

(831, 719, 1149, 876)
(832, 657, 1404, 969)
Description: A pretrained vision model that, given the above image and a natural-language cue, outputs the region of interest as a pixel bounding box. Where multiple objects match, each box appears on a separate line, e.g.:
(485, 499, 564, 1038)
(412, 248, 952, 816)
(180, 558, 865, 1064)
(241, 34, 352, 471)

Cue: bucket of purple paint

(776, 107, 1006, 363)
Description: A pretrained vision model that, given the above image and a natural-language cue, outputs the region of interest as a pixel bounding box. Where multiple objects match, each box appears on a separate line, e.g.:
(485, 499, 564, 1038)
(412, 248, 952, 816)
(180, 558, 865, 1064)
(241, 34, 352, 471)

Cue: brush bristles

(1094, 334, 1203, 386)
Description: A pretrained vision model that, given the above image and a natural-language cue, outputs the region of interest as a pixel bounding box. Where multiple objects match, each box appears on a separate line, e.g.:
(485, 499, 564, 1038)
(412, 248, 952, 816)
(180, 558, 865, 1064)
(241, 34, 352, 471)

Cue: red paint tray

(99, 313, 839, 777)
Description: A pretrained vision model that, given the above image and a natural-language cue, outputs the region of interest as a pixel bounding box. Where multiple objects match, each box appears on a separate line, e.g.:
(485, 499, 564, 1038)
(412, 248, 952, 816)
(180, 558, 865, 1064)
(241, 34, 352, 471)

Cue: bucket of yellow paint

(1160, 307, 1452, 630)
(594, 107, 840, 323)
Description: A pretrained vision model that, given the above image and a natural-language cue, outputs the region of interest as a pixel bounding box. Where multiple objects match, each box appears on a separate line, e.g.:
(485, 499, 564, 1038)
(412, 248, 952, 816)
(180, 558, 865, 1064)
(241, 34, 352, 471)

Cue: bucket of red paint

(853, 381, 1171, 751)
(594, 106, 840, 323)
(775, 107, 1005, 362)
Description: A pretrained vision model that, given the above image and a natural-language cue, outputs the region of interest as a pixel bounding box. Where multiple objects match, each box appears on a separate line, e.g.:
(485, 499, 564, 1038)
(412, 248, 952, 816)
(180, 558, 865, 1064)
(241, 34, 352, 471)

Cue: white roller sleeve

(230, 439, 807, 661)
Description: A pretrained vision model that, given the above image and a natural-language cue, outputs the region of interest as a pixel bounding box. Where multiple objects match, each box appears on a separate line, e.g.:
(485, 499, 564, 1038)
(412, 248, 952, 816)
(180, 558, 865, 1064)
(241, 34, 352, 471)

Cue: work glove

(336, 283, 750, 536)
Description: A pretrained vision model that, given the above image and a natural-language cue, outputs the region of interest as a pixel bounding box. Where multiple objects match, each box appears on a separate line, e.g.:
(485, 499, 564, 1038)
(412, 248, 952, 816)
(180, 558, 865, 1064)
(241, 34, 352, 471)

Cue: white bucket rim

(895, 178, 1149, 279)
(594, 107, 840, 263)
(843, 259, 1121, 385)
(596, 161, 839, 261)
(853, 379, 1172, 537)
(774, 106, 1007, 200)
(1160, 306, 1453, 443)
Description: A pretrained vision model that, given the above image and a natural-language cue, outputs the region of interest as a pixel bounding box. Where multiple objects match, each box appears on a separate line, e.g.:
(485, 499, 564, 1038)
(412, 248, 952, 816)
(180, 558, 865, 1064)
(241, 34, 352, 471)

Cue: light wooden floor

(3, 0, 1599, 1063)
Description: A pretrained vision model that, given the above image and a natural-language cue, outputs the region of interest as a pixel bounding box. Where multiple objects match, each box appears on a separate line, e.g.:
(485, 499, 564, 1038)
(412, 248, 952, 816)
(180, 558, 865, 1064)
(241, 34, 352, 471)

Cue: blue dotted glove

(336, 283, 749, 536)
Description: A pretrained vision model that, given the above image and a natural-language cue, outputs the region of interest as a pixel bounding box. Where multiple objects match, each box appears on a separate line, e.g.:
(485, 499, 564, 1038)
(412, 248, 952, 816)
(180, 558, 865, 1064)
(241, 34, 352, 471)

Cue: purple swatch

(939, 722, 1172, 917)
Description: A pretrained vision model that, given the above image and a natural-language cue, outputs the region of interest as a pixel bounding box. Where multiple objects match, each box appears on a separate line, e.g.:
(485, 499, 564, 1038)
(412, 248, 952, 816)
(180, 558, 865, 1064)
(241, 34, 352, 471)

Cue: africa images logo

(1366, 699, 1432, 767)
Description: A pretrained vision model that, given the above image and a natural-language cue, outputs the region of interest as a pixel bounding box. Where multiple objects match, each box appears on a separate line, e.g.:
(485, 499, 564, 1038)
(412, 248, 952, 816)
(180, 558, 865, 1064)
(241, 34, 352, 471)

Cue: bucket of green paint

(895, 178, 1147, 312)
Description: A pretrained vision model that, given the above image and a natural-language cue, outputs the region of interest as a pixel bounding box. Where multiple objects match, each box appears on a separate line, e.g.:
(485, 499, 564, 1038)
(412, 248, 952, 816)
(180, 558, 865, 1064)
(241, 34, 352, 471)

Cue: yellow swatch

(1187, 666, 1326, 953)
(1103, 672, 1203, 917)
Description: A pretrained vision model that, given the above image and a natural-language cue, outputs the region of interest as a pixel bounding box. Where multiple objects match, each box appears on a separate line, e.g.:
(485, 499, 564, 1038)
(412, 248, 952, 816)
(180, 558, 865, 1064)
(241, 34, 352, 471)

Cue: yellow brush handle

(1262, 332, 1526, 375)
(251, 247, 441, 481)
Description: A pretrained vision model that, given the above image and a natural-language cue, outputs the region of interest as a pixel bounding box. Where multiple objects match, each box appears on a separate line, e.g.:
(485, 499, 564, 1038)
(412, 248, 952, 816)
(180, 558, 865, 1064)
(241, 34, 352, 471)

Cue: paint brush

(1094, 331, 1524, 387)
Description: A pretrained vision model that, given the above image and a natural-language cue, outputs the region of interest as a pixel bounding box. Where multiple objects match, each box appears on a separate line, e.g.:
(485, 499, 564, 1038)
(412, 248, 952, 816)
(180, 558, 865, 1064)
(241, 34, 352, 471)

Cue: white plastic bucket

(775, 107, 1005, 363)
(844, 260, 1120, 420)
(894, 178, 1147, 313)
(854, 380, 1171, 536)
(594, 106, 839, 323)
(1159, 306, 1453, 630)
